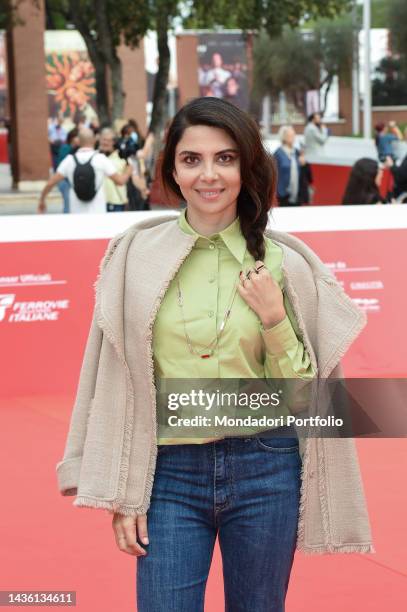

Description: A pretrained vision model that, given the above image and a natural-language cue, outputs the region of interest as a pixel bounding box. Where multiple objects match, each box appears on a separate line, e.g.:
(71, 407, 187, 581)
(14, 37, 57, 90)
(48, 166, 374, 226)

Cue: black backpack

(72, 153, 97, 201)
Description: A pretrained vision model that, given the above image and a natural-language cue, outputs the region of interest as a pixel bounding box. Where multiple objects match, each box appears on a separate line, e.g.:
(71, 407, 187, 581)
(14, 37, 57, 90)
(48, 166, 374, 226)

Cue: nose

(200, 162, 219, 182)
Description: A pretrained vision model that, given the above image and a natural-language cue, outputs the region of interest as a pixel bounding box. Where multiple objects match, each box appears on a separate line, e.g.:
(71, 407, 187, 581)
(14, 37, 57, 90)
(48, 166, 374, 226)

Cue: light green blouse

(153, 210, 315, 444)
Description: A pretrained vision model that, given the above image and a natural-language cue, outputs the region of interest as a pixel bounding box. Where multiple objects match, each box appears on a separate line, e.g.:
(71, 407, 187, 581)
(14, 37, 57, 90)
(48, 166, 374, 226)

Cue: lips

(195, 189, 225, 201)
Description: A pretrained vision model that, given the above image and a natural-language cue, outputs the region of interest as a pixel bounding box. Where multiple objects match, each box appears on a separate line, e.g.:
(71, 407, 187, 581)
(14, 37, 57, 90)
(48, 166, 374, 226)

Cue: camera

(116, 136, 140, 160)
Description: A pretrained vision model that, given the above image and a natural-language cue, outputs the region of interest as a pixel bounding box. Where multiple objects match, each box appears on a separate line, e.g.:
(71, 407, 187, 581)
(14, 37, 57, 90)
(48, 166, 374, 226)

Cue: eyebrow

(178, 148, 239, 156)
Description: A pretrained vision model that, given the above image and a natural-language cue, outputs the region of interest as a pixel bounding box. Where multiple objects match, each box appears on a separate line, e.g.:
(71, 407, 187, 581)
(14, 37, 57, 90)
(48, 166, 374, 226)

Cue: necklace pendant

(201, 353, 211, 359)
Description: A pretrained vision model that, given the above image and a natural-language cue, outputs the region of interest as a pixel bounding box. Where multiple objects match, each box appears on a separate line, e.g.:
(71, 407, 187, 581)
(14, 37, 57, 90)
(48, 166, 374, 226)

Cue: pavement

(0, 164, 63, 215)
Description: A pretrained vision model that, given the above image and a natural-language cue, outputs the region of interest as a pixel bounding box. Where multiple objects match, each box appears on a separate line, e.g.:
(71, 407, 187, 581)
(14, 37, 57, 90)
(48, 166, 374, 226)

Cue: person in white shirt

(303, 113, 329, 158)
(38, 128, 132, 214)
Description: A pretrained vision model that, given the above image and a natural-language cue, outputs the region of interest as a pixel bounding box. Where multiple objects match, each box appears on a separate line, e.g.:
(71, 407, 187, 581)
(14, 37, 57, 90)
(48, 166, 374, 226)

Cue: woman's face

(173, 125, 241, 218)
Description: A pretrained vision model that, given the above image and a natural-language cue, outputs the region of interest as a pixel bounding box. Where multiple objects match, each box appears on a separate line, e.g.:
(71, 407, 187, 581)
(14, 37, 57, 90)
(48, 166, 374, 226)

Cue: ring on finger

(255, 264, 265, 272)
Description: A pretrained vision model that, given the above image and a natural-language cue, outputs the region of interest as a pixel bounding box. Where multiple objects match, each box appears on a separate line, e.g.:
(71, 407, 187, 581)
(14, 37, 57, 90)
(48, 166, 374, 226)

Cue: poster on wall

(197, 33, 249, 111)
(45, 31, 97, 124)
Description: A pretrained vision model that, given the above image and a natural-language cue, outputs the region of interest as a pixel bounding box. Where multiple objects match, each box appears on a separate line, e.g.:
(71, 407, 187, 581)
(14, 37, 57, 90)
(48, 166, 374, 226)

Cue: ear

(172, 168, 179, 185)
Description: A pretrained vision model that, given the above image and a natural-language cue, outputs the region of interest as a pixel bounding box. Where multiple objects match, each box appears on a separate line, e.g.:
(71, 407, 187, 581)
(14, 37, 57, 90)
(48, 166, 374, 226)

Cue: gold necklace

(176, 272, 240, 359)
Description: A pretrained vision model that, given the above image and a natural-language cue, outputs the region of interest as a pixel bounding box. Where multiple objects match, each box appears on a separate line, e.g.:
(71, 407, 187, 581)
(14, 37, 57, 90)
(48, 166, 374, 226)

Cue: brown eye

(218, 154, 234, 163)
(183, 156, 199, 165)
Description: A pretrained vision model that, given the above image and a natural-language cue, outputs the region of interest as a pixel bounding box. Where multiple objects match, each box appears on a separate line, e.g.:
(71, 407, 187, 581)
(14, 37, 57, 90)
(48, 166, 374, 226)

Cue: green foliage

(253, 29, 318, 108)
(388, 0, 407, 62)
(184, 0, 352, 36)
(0, 0, 14, 28)
(252, 15, 354, 112)
(372, 56, 407, 106)
(46, 0, 152, 48)
(354, 0, 388, 29)
(313, 15, 354, 84)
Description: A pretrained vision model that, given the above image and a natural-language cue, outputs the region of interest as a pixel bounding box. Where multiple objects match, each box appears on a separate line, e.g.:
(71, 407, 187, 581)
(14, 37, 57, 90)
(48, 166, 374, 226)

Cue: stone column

(118, 42, 148, 134)
(176, 34, 199, 106)
(6, 0, 50, 189)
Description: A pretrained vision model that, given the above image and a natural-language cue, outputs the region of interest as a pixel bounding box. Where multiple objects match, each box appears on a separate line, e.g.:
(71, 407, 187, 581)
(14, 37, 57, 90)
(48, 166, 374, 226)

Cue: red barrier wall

(0, 131, 8, 163)
(1, 222, 406, 397)
(311, 164, 392, 206)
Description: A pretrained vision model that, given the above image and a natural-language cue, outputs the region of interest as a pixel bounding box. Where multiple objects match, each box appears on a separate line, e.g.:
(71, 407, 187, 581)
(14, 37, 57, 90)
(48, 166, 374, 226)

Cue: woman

(274, 125, 312, 206)
(342, 157, 387, 205)
(56, 98, 374, 612)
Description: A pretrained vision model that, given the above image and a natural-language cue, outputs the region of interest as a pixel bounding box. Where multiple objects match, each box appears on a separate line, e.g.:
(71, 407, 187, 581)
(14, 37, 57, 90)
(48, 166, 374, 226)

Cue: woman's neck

(185, 206, 238, 237)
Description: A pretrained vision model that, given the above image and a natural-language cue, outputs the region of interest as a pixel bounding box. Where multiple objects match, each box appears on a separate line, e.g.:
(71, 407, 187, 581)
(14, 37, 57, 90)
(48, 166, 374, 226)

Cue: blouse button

(208, 310, 214, 318)
(209, 276, 216, 283)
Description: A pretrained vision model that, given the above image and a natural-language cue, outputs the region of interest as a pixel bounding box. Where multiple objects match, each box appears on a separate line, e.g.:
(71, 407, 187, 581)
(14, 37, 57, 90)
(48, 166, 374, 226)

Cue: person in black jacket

(273, 126, 313, 206)
(391, 154, 407, 202)
(342, 158, 388, 205)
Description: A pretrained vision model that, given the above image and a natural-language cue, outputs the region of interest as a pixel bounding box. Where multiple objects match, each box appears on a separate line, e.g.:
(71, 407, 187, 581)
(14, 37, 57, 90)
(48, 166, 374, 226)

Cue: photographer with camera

(115, 123, 150, 211)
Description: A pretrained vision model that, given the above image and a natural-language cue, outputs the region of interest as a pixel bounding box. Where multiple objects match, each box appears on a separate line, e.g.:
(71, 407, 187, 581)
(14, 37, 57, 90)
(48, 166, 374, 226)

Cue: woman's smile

(172, 125, 242, 235)
(194, 188, 226, 201)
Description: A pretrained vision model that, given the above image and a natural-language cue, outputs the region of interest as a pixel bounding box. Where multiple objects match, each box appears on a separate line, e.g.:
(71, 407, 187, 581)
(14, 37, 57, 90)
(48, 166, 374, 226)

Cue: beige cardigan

(56, 213, 375, 555)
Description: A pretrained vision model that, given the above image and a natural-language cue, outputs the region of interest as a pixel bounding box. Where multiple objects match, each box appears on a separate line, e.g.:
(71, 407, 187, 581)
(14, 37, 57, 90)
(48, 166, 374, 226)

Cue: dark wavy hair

(342, 158, 382, 205)
(160, 97, 276, 261)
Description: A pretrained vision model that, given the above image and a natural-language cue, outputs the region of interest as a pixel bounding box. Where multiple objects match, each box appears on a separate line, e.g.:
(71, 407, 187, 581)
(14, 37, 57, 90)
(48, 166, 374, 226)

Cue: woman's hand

(112, 512, 149, 556)
(237, 261, 286, 329)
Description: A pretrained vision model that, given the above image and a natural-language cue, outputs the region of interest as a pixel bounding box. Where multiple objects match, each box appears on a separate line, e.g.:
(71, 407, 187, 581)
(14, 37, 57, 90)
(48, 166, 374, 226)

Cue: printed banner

(0, 214, 406, 397)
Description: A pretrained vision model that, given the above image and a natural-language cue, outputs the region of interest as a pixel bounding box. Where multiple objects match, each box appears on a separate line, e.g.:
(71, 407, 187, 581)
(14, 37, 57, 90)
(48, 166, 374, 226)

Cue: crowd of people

(273, 115, 407, 207)
(41, 113, 154, 214)
(272, 113, 327, 207)
(341, 120, 407, 205)
(40, 109, 407, 214)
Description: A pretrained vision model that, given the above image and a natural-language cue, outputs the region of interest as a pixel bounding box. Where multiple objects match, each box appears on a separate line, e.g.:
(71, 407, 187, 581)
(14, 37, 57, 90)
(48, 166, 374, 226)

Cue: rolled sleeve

(261, 314, 315, 380)
(261, 315, 299, 355)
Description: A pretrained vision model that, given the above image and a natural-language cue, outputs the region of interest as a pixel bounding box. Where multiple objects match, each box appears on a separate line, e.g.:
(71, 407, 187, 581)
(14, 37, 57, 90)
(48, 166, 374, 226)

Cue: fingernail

(142, 537, 149, 544)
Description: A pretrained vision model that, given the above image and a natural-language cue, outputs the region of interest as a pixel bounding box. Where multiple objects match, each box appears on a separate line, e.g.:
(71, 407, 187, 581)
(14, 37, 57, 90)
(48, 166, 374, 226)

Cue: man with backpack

(38, 128, 132, 214)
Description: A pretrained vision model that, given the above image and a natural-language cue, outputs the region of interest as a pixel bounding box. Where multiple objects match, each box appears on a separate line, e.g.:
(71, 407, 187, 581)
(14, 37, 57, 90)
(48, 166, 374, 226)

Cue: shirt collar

(178, 208, 246, 264)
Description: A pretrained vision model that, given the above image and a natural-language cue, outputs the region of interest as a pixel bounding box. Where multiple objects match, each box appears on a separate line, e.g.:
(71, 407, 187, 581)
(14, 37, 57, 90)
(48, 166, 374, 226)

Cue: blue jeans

(57, 179, 70, 214)
(107, 203, 126, 212)
(136, 430, 301, 611)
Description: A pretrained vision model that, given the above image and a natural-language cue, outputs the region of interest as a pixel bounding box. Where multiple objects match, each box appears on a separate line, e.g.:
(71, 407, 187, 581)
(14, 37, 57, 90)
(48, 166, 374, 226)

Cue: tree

(148, 0, 352, 132)
(46, 0, 352, 133)
(184, 0, 352, 37)
(148, 0, 178, 135)
(252, 29, 318, 115)
(368, 0, 407, 107)
(313, 16, 354, 111)
(252, 15, 353, 117)
(47, 0, 150, 124)
(388, 0, 407, 69)
(372, 57, 407, 106)
(46, 0, 182, 135)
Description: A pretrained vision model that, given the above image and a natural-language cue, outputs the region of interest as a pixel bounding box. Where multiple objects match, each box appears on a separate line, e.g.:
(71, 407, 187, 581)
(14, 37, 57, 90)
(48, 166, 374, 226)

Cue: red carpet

(1, 394, 406, 611)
